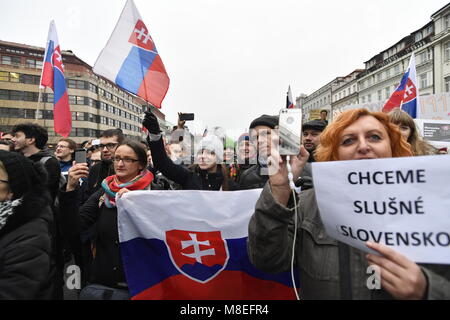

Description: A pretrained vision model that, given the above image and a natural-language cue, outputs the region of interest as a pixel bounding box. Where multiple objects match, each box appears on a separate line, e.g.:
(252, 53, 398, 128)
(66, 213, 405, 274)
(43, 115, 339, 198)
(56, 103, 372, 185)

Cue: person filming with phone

(248, 108, 450, 300)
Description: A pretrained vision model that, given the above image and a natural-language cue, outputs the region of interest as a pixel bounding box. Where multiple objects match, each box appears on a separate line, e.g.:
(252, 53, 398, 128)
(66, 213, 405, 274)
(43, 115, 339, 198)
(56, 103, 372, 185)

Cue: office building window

(2, 56, 11, 65)
(385, 87, 390, 99)
(419, 73, 429, 89)
(445, 76, 450, 92)
(25, 59, 36, 68)
(378, 90, 382, 101)
(445, 42, 450, 61)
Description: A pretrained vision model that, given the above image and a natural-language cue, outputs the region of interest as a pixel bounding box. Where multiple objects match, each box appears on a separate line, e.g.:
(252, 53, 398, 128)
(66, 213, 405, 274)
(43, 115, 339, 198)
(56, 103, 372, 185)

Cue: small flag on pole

(286, 86, 294, 109)
(40, 20, 72, 137)
(93, 0, 170, 109)
(382, 53, 419, 118)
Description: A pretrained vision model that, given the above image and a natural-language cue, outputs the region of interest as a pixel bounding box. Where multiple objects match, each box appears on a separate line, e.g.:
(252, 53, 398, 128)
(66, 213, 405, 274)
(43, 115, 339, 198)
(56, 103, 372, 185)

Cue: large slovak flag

(382, 53, 419, 118)
(117, 189, 298, 300)
(93, 0, 169, 108)
(40, 20, 71, 137)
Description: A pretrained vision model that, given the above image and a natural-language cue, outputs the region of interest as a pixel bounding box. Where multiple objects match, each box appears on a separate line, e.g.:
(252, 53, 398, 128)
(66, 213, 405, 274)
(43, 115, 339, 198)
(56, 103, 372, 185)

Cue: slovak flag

(40, 20, 72, 138)
(286, 85, 294, 109)
(117, 189, 298, 300)
(382, 53, 419, 118)
(93, 0, 169, 108)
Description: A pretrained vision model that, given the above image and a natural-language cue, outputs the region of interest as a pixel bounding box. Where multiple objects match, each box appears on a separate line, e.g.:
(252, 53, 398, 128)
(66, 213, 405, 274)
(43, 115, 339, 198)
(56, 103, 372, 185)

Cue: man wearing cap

(302, 119, 327, 162)
(239, 114, 278, 190)
(295, 119, 327, 191)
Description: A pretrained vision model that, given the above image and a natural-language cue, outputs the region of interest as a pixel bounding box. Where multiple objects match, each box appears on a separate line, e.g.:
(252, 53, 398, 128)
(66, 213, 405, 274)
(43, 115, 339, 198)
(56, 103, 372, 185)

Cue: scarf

(0, 198, 23, 231)
(101, 169, 154, 208)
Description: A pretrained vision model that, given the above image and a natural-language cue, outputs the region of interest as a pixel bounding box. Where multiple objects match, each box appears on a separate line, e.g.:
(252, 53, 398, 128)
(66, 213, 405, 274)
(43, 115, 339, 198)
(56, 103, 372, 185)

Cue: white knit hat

(195, 135, 224, 162)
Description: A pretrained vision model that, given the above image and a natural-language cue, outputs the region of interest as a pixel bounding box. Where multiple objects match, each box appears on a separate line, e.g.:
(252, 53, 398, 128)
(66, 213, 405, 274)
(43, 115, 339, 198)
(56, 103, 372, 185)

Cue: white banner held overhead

(311, 156, 450, 264)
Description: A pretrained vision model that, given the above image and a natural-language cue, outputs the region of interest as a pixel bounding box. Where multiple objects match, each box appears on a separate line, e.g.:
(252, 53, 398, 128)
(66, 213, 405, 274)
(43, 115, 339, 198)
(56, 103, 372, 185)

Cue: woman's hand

(66, 162, 89, 192)
(366, 242, 427, 300)
(268, 131, 309, 206)
(116, 188, 130, 199)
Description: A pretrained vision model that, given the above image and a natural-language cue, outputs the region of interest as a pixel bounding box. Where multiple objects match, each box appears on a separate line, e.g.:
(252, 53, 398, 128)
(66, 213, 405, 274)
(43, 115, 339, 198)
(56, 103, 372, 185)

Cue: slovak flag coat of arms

(93, 0, 169, 108)
(117, 190, 298, 300)
(382, 53, 419, 118)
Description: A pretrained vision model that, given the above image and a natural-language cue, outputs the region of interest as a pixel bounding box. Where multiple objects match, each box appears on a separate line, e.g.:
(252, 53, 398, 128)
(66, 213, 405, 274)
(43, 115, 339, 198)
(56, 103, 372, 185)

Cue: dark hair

(58, 138, 77, 151)
(116, 140, 148, 169)
(320, 109, 328, 115)
(101, 128, 124, 144)
(0, 139, 14, 151)
(12, 123, 48, 149)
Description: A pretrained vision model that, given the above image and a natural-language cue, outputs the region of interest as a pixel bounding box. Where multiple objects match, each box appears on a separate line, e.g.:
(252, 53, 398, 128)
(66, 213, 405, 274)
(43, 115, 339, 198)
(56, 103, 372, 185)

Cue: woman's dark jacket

(0, 192, 53, 299)
(148, 137, 238, 191)
(59, 188, 127, 289)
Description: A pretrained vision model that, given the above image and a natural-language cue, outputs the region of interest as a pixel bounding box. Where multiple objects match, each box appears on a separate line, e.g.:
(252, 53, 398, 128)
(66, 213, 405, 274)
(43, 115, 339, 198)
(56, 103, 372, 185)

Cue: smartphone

(91, 139, 100, 146)
(74, 149, 87, 164)
(278, 108, 302, 155)
(179, 113, 195, 121)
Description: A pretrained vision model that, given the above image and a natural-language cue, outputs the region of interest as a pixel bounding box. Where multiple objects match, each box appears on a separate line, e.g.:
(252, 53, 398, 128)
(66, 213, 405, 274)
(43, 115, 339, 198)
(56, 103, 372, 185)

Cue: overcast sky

(1, 0, 448, 139)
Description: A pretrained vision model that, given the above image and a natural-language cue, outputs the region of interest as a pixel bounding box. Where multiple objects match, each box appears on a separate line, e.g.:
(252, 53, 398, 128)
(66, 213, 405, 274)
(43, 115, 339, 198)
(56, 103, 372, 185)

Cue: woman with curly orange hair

(248, 108, 449, 300)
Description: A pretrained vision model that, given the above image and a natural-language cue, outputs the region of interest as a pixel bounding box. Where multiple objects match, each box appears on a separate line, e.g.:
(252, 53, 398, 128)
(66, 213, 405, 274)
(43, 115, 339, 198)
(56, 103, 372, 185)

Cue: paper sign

(311, 155, 450, 264)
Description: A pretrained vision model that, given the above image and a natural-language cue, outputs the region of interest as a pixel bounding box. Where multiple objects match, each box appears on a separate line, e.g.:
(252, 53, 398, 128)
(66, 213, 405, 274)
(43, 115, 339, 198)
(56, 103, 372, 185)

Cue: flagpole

(36, 87, 43, 121)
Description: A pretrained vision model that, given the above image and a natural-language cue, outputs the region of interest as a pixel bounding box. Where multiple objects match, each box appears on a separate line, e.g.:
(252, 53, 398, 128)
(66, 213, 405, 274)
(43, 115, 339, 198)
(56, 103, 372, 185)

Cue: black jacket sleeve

(59, 188, 103, 237)
(44, 157, 61, 202)
(148, 137, 191, 186)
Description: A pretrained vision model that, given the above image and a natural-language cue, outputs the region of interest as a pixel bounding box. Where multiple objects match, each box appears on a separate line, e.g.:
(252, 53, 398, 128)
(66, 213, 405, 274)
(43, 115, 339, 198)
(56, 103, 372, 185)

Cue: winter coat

(0, 192, 53, 299)
(238, 164, 269, 190)
(59, 188, 127, 289)
(248, 183, 450, 300)
(148, 137, 238, 191)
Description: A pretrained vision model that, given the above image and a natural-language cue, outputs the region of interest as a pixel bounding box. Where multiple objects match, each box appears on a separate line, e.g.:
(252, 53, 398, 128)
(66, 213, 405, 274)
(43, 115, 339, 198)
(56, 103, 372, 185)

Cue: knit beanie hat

(249, 115, 279, 129)
(0, 150, 47, 200)
(195, 135, 224, 162)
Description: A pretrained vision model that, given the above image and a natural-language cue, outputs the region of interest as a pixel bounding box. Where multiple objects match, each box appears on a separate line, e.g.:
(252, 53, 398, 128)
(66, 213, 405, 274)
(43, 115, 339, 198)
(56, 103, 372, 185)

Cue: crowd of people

(0, 107, 448, 300)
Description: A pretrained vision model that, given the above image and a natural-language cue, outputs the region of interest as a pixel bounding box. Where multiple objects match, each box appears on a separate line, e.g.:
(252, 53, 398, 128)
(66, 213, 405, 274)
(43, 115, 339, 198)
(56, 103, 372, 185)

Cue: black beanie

(249, 115, 279, 129)
(0, 151, 47, 199)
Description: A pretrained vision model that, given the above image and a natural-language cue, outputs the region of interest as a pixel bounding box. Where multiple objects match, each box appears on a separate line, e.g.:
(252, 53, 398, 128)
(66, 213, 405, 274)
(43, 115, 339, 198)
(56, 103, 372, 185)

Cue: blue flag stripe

(115, 46, 157, 94)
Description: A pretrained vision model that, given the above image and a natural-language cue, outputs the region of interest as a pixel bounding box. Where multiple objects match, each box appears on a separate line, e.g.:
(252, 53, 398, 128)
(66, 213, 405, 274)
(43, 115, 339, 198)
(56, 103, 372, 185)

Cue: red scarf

(102, 169, 154, 208)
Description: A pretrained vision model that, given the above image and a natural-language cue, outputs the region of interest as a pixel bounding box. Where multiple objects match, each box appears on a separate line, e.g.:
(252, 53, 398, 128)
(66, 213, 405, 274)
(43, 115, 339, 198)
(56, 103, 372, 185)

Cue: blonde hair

(315, 108, 413, 162)
(388, 108, 436, 156)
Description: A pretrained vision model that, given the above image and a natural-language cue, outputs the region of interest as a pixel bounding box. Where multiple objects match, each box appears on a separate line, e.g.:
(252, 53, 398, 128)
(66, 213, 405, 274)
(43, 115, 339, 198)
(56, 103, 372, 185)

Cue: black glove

(143, 111, 161, 134)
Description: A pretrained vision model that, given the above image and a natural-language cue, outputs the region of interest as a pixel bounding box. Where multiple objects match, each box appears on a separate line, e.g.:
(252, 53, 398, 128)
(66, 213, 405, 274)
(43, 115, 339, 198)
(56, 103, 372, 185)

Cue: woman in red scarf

(60, 140, 153, 300)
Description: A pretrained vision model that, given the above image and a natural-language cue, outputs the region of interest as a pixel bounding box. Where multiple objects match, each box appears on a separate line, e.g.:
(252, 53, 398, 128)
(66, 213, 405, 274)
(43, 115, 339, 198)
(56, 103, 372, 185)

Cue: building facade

(0, 40, 167, 145)
(297, 3, 450, 122)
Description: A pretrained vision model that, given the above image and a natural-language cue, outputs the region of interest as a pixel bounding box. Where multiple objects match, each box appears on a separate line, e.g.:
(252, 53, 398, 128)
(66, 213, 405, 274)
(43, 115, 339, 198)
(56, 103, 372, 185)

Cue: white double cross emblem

(134, 27, 153, 45)
(181, 233, 216, 264)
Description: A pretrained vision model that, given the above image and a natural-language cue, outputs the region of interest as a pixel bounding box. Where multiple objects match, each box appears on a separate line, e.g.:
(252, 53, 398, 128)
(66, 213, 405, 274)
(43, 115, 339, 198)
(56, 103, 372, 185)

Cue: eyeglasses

(99, 143, 119, 150)
(111, 157, 139, 164)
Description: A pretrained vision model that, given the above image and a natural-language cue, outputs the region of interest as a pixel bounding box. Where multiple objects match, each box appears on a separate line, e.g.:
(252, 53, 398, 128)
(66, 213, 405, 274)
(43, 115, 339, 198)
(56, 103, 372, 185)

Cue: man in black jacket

(238, 114, 278, 190)
(12, 123, 61, 203)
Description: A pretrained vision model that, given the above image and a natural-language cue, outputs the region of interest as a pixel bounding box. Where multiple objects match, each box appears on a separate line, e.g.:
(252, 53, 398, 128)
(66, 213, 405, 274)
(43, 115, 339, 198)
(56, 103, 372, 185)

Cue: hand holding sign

(366, 241, 427, 300)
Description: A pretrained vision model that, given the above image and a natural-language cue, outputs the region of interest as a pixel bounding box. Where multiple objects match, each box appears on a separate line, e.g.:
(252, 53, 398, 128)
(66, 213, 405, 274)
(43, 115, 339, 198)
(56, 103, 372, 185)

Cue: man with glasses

(55, 138, 77, 180)
(80, 128, 124, 205)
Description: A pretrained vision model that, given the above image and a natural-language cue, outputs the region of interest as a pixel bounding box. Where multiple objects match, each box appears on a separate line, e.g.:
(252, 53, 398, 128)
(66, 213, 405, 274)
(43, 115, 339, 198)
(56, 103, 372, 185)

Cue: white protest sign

(311, 155, 450, 264)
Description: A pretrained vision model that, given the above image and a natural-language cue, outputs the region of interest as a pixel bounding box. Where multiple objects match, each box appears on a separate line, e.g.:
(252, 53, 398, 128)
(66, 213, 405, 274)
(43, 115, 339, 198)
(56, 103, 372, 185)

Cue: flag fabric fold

(117, 189, 298, 300)
(40, 20, 71, 137)
(382, 53, 419, 118)
(93, 0, 169, 108)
